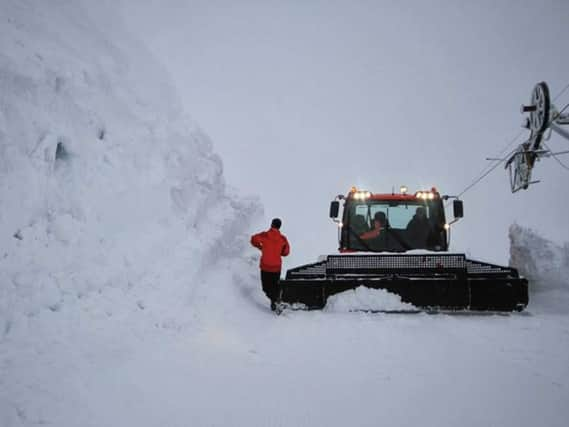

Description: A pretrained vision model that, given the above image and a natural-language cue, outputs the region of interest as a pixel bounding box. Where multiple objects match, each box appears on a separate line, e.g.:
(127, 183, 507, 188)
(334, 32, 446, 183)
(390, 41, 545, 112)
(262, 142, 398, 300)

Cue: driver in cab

(360, 211, 387, 240)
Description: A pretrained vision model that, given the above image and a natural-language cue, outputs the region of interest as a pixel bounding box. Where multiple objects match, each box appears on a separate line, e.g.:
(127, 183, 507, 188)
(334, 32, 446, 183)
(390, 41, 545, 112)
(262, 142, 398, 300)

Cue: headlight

(353, 191, 370, 200)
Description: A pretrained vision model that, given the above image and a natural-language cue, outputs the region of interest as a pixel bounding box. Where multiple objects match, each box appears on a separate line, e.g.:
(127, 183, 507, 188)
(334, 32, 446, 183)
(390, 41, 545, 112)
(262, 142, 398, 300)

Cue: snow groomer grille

(325, 254, 467, 276)
(466, 260, 514, 275)
(287, 262, 327, 277)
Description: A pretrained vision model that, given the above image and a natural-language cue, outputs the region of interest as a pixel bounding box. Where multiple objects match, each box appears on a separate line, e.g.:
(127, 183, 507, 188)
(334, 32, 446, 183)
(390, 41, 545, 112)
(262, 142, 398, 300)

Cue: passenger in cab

(406, 207, 430, 248)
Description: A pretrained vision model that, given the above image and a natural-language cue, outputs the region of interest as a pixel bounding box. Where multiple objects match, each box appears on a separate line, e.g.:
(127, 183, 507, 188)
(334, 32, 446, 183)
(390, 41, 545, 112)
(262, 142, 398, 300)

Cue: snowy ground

(3, 241, 569, 427)
(1, 2, 568, 426)
(2, 266, 568, 427)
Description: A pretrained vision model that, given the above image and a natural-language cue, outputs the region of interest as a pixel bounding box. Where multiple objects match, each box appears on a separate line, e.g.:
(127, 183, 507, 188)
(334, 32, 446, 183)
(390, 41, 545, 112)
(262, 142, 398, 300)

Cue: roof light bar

(415, 190, 438, 200)
(353, 191, 371, 200)
(349, 187, 371, 200)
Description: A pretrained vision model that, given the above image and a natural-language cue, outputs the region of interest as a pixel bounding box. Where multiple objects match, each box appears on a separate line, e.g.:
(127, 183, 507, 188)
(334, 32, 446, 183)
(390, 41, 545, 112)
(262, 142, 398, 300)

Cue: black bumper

(280, 254, 529, 312)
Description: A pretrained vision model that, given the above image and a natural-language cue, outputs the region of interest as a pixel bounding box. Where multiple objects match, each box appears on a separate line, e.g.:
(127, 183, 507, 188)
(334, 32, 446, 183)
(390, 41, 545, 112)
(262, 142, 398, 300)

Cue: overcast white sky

(123, 0, 569, 268)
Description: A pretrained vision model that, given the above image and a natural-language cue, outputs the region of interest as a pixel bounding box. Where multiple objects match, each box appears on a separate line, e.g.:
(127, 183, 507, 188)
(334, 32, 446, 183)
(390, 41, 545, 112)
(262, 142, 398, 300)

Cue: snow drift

(0, 0, 261, 336)
(325, 287, 416, 312)
(510, 223, 569, 313)
(510, 224, 569, 292)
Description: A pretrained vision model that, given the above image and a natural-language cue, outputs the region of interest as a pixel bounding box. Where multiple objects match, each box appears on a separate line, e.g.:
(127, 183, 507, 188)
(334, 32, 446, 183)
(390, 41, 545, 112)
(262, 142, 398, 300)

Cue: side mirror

(329, 201, 340, 218)
(453, 200, 464, 219)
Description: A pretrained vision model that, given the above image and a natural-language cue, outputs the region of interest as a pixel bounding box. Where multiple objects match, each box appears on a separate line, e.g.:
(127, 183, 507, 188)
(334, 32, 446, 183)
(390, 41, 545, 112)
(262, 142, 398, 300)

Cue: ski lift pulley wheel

(529, 82, 550, 133)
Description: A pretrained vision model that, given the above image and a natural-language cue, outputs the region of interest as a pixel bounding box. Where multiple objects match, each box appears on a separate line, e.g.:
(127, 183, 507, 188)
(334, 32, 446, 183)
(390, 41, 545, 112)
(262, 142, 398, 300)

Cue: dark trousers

(260, 270, 281, 303)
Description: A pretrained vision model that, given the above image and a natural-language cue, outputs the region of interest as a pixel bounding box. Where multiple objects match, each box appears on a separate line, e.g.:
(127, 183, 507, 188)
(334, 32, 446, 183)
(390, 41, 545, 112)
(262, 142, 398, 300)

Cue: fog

(123, 0, 569, 269)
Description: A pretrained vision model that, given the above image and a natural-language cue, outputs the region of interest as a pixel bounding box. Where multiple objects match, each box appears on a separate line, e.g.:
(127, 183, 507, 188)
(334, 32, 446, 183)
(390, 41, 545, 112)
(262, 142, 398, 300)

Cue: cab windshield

(341, 200, 447, 252)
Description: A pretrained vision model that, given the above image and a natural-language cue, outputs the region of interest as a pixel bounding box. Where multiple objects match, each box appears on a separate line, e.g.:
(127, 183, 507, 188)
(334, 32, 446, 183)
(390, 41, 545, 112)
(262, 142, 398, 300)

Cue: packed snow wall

(0, 0, 261, 333)
(510, 224, 569, 292)
(510, 224, 569, 313)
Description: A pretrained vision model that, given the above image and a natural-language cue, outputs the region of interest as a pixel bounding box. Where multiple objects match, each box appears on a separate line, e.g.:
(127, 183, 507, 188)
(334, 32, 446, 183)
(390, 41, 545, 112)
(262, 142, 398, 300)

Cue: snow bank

(509, 223, 569, 292)
(325, 287, 417, 312)
(0, 0, 261, 335)
(510, 223, 569, 313)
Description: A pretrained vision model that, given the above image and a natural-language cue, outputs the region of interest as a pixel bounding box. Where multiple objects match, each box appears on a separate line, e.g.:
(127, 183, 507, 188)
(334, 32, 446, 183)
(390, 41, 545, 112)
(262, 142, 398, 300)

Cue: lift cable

(555, 101, 569, 117)
(456, 136, 521, 199)
(543, 141, 569, 171)
(553, 81, 569, 102)
(541, 102, 569, 171)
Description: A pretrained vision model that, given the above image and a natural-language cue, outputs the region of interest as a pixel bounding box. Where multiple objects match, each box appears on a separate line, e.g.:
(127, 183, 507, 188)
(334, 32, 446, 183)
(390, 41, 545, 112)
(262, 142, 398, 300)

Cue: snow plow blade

(280, 254, 528, 312)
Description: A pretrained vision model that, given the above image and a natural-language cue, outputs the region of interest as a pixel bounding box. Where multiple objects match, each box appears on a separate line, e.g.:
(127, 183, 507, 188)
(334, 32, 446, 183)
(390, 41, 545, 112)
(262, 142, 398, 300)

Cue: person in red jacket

(250, 218, 290, 311)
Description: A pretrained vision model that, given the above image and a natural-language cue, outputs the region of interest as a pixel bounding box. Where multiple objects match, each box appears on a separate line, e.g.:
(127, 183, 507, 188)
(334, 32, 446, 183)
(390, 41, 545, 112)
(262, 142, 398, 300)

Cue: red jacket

(250, 228, 290, 272)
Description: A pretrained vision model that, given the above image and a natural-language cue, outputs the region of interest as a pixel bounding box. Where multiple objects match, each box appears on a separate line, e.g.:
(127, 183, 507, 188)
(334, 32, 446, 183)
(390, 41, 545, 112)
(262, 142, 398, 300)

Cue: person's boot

(270, 301, 276, 311)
